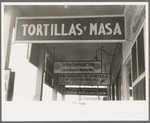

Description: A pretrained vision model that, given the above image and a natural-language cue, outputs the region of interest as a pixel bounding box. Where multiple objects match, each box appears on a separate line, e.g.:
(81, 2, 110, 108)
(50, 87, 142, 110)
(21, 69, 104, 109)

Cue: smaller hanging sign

(54, 61, 101, 73)
(54, 73, 110, 86)
(65, 88, 107, 96)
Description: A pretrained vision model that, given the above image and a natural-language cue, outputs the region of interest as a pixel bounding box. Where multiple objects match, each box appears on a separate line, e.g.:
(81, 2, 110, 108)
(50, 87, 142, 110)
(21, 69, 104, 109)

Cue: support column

(52, 88, 57, 101)
(4, 7, 16, 101)
(52, 77, 57, 101)
(78, 86, 81, 101)
(107, 86, 111, 100)
(78, 95, 81, 101)
(121, 65, 130, 100)
(61, 86, 65, 101)
(34, 45, 45, 101)
(62, 94, 65, 101)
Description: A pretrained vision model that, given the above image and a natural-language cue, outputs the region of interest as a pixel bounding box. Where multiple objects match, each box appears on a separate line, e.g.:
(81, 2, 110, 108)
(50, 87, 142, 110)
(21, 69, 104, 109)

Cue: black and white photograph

(1, 2, 149, 121)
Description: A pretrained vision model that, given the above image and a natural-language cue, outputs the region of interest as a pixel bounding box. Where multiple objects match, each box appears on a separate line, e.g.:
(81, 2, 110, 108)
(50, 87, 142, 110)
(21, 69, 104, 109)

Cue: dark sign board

(45, 58, 53, 75)
(44, 72, 53, 87)
(15, 16, 125, 43)
(65, 88, 107, 96)
(54, 73, 110, 86)
(28, 44, 39, 67)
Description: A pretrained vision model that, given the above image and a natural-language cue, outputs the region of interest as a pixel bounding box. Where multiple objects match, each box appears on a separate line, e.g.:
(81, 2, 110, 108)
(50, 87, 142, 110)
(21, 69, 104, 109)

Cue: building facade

(3, 4, 148, 101)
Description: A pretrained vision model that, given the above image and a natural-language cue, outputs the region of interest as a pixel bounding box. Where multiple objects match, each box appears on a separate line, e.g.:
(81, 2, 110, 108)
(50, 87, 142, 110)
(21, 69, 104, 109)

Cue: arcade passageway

(3, 4, 148, 101)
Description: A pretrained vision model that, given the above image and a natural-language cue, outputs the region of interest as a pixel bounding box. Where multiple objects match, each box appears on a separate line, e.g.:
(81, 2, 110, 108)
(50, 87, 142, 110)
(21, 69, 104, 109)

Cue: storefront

(3, 4, 148, 102)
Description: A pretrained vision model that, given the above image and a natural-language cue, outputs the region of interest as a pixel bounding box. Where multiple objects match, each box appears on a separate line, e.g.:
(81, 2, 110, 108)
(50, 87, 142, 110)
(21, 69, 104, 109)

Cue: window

(131, 42, 137, 81)
(131, 27, 145, 80)
(133, 78, 145, 100)
(137, 28, 145, 75)
(131, 27, 146, 100)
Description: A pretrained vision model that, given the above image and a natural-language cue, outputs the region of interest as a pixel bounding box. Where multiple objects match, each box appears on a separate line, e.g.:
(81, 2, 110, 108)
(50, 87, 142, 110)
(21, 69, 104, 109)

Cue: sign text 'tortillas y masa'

(15, 16, 125, 42)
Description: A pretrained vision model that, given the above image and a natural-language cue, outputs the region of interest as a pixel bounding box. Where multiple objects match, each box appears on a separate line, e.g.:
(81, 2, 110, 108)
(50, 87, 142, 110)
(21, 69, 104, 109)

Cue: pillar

(78, 95, 81, 101)
(34, 45, 45, 101)
(61, 86, 65, 101)
(107, 86, 111, 100)
(78, 86, 81, 101)
(121, 65, 130, 100)
(52, 79, 57, 101)
(4, 6, 16, 101)
(52, 88, 57, 101)
(62, 94, 65, 101)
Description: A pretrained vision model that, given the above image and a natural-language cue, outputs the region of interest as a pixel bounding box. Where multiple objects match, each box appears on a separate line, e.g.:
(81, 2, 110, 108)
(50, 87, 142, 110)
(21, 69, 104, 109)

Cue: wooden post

(34, 45, 45, 101)
(78, 96, 81, 101)
(121, 65, 130, 100)
(107, 86, 110, 100)
(52, 78, 57, 101)
(78, 86, 81, 101)
(61, 86, 65, 101)
(4, 6, 17, 101)
(62, 94, 65, 101)
(52, 88, 57, 101)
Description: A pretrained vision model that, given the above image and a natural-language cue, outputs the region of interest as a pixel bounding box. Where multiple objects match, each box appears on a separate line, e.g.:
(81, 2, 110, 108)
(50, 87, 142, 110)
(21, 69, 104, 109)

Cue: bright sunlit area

(9, 43, 37, 101)
(42, 83, 53, 101)
(8, 43, 108, 102)
(7, 27, 108, 102)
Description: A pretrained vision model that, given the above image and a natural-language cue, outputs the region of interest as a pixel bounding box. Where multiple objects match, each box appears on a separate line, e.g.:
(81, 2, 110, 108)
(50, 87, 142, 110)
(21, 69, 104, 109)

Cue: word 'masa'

(21, 23, 122, 36)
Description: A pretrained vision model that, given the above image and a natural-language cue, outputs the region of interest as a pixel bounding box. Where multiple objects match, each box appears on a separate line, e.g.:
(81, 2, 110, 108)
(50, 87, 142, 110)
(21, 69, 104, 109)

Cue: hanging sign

(15, 16, 125, 43)
(65, 88, 107, 96)
(54, 61, 101, 73)
(44, 71, 53, 87)
(45, 58, 53, 75)
(54, 73, 110, 86)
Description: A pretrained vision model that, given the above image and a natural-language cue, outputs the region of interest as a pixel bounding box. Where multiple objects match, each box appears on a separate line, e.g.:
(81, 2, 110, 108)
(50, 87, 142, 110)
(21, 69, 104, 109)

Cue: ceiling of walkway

(44, 42, 115, 73)
(45, 43, 115, 61)
(18, 5, 125, 16)
(13, 5, 125, 73)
